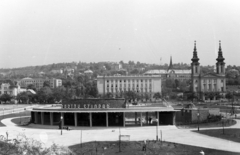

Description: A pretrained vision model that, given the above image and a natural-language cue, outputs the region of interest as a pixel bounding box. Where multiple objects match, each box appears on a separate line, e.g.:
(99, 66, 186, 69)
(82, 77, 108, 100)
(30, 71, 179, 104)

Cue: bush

(0, 132, 74, 155)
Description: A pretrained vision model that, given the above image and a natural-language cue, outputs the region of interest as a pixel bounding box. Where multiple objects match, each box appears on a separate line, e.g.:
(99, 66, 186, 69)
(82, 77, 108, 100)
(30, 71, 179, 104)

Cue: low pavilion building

(30, 99, 177, 127)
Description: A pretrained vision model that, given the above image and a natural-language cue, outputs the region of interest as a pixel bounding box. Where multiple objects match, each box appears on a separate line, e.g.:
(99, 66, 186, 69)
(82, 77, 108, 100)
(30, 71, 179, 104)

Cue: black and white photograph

(0, 0, 240, 154)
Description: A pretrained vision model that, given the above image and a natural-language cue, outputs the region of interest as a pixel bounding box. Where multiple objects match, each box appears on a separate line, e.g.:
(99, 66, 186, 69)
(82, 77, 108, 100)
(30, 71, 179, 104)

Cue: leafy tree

(153, 92, 161, 101)
(144, 94, 150, 102)
(37, 87, 53, 103)
(105, 92, 113, 98)
(52, 86, 66, 102)
(130, 69, 139, 75)
(225, 92, 234, 100)
(0, 94, 12, 103)
(124, 91, 138, 102)
(16, 92, 29, 103)
(43, 81, 50, 87)
(27, 84, 36, 91)
(162, 87, 172, 98)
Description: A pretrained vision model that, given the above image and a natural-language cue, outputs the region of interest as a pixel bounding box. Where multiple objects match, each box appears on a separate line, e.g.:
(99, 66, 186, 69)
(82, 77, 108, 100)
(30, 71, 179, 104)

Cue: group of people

(138, 117, 153, 124)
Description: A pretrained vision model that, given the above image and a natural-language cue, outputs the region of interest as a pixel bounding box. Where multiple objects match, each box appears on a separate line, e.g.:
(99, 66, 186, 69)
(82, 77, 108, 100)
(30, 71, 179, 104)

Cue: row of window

(106, 84, 152, 87)
(195, 79, 224, 83)
(195, 86, 224, 92)
(106, 89, 152, 93)
(106, 79, 152, 83)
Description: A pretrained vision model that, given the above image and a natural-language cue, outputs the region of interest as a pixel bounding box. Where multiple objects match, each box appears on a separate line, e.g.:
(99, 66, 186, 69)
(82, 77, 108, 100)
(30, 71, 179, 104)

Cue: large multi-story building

(144, 57, 191, 81)
(97, 75, 161, 100)
(191, 41, 226, 101)
(19, 78, 62, 90)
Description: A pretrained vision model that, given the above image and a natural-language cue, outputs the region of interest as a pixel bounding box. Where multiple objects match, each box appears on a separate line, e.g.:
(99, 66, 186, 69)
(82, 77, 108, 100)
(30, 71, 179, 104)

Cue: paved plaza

(1, 114, 240, 153)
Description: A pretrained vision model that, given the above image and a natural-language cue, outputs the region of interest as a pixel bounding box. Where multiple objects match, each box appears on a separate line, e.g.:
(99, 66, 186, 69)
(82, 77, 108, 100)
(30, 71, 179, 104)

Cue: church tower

(168, 56, 173, 71)
(216, 41, 225, 75)
(191, 41, 200, 75)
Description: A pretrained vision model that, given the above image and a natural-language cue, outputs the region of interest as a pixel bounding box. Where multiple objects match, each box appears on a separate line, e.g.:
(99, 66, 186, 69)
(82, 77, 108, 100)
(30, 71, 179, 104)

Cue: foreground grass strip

(69, 141, 240, 155)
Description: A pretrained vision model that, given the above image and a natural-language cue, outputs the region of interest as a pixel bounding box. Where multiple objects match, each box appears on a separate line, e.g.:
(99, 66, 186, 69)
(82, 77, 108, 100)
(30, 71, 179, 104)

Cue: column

(106, 112, 108, 127)
(135, 112, 137, 125)
(172, 112, 176, 125)
(50, 112, 53, 126)
(123, 112, 125, 127)
(89, 113, 92, 127)
(61, 113, 64, 126)
(34, 112, 37, 124)
(140, 112, 142, 126)
(74, 113, 77, 127)
(41, 112, 44, 125)
(146, 112, 148, 125)
(157, 112, 159, 126)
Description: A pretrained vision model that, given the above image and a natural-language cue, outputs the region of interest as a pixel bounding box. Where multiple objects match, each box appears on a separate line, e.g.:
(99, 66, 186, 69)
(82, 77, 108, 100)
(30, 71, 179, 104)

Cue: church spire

(168, 56, 173, 70)
(191, 40, 199, 63)
(216, 40, 225, 63)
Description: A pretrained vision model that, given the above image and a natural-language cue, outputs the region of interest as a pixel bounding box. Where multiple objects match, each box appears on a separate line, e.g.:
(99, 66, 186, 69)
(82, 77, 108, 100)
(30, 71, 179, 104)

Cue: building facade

(97, 75, 161, 100)
(191, 41, 226, 101)
(0, 82, 35, 97)
(144, 57, 191, 81)
(19, 78, 62, 90)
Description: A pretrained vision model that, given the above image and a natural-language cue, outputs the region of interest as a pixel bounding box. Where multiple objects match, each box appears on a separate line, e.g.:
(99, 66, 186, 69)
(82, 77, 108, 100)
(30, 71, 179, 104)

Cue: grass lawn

(193, 128, 240, 143)
(69, 140, 240, 155)
(0, 104, 32, 110)
(0, 111, 31, 127)
(177, 119, 236, 129)
(11, 116, 31, 126)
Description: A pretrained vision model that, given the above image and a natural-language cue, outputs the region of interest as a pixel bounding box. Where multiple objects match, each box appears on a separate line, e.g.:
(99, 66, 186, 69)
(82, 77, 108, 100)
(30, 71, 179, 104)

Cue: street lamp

(222, 117, 225, 135)
(3, 108, 4, 119)
(119, 127, 121, 152)
(197, 111, 200, 132)
(60, 116, 63, 135)
(156, 118, 158, 141)
(232, 91, 234, 115)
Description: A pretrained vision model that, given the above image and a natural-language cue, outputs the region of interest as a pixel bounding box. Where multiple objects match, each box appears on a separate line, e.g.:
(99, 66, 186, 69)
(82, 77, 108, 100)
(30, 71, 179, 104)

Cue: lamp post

(60, 116, 63, 135)
(156, 118, 158, 141)
(3, 108, 4, 119)
(232, 91, 234, 115)
(197, 111, 200, 132)
(119, 127, 121, 152)
(222, 118, 225, 135)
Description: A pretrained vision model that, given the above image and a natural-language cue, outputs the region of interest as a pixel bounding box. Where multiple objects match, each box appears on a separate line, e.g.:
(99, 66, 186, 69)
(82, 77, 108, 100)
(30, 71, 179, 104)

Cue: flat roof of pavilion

(31, 107, 177, 113)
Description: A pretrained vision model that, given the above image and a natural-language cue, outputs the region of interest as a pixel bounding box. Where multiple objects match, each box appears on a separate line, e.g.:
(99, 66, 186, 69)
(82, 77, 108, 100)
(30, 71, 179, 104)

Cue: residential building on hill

(0, 82, 35, 97)
(19, 77, 62, 90)
(97, 75, 161, 100)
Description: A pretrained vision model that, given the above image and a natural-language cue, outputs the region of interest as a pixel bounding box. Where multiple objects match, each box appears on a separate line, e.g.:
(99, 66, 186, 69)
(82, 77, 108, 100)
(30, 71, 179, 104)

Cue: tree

(27, 84, 36, 91)
(225, 92, 234, 100)
(37, 87, 53, 103)
(16, 92, 29, 103)
(105, 92, 113, 98)
(124, 91, 138, 102)
(0, 94, 12, 103)
(43, 81, 50, 87)
(52, 86, 66, 102)
(153, 92, 161, 101)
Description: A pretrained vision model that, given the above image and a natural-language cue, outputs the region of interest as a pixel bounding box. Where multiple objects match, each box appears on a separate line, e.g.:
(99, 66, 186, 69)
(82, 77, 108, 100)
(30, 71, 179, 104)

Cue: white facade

(0, 83, 35, 97)
(97, 75, 161, 99)
(19, 78, 62, 90)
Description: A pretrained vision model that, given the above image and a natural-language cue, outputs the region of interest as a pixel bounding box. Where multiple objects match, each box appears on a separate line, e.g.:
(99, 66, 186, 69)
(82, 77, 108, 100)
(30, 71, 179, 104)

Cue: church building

(191, 41, 226, 101)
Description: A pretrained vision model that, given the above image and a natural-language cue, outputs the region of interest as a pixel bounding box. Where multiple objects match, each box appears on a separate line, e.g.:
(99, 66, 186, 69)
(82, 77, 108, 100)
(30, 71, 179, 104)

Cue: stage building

(30, 99, 176, 127)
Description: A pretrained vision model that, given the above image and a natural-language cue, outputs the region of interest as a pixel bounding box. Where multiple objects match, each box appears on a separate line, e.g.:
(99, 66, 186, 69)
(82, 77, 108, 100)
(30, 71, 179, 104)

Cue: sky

(0, 0, 240, 68)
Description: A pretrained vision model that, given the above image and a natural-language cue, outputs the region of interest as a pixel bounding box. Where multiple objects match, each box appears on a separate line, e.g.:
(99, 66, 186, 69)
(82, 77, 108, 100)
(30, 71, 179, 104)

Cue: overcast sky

(0, 0, 240, 68)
